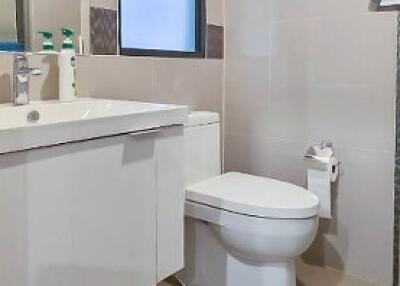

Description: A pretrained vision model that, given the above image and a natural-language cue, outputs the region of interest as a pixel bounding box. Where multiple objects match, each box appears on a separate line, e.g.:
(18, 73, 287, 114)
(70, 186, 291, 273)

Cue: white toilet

(179, 112, 320, 286)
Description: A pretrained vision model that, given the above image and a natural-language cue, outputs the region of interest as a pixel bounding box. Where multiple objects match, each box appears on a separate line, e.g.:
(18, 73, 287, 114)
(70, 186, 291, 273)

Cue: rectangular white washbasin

(0, 98, 188, 154)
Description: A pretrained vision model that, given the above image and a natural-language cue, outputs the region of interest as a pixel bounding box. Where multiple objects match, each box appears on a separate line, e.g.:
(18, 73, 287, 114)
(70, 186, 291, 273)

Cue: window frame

(118, 0, 206, 58)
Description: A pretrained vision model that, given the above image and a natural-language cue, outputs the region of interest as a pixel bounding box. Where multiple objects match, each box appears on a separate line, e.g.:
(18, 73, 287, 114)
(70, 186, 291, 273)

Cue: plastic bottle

(58, 27, 77, 101)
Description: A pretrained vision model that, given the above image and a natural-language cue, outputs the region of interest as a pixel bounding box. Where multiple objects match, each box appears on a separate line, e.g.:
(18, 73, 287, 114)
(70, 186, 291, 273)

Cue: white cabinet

(156, 126, 184, 282)
(0, 127, 184, 286)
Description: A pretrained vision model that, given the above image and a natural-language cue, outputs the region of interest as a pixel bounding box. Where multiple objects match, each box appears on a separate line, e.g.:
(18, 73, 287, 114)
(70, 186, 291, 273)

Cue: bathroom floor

(158, 261, 374, 286)
(296, 261, 374, 286)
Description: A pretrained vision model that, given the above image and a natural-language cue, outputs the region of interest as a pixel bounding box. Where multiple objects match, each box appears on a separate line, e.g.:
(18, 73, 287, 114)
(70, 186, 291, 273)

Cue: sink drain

(27, 110, 40, 123)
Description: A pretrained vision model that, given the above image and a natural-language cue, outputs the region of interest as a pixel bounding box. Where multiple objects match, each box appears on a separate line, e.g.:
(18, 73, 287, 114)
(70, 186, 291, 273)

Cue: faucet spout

(13, 54, 43, 106)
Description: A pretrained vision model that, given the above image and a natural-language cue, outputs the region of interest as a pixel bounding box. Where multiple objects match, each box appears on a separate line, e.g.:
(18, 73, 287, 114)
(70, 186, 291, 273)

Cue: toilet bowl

(180, 112, 320, 286)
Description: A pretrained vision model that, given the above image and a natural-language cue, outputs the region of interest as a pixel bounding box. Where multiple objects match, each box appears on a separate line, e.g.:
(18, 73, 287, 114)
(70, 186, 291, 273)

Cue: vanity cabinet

(0, 126, 184, 286)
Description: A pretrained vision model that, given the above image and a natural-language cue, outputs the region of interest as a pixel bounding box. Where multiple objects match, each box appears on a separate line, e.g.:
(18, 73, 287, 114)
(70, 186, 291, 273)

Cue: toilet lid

(186, 172, 320, 219)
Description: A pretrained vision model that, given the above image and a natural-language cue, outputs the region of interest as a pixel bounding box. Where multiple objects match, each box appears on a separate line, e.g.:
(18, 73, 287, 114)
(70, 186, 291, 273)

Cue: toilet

(179, 112, 320, 286)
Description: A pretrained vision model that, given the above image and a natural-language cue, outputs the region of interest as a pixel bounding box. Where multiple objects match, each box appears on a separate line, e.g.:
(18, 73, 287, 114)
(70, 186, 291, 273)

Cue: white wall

(224, 0, 397, 285)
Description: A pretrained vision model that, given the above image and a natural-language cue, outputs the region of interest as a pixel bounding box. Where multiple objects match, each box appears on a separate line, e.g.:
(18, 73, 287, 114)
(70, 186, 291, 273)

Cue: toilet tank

(184, 112, 221, 186)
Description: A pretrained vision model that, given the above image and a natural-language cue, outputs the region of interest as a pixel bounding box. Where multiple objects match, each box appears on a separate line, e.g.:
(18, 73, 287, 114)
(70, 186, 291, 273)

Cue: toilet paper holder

(304, 141, 340, 183)
(305, 141, 340, 218)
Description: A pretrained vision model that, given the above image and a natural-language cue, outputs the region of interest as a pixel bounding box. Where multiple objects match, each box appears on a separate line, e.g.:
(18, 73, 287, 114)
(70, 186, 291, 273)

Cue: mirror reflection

(0, 0, 25, 51)
(0, 0, 81, 53)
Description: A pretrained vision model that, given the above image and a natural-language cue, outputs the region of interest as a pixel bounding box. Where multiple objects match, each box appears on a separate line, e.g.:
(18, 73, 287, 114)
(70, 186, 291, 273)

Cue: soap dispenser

(58, 27, 76, 101)
(37, 31, 57, 54)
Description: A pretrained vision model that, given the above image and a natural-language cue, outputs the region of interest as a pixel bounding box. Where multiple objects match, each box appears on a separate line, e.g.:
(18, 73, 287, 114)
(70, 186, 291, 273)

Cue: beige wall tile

(311, 0, 371, 17)
(207, 0, 224, 26)
(225, 55, 270, 137)
(153, 58, 223, 113)
(224, 133, 269, 177)
(268, 20, 311, 142)
(271, 0, 313, 22)
(29, 54, 59, 101)
(224, 0, 271, 137)
(309, 14, 397, 87)
(76, 55, 224, 114)
(0, 54, 14, 103)
(307, 85, 396, 152)
(76, 56, 154, 100)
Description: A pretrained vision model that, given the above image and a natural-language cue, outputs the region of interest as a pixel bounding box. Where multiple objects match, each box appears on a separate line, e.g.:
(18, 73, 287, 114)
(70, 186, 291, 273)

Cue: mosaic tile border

(394, 12, 400, 286)
(206, 24, 224, 59)
(90, 7, 118, 55)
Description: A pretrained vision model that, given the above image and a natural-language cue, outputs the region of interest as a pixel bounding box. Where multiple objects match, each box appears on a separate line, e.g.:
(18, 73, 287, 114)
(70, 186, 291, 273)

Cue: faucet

(13, 54, 43, 106)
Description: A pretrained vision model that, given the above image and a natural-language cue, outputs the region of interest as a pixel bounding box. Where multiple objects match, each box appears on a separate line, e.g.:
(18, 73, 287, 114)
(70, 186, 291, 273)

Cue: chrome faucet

(13, 54, 42, 106)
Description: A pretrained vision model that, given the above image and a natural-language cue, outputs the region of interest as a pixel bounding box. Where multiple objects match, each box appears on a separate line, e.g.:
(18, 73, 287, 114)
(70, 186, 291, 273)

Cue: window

(119, 0, 205, 57)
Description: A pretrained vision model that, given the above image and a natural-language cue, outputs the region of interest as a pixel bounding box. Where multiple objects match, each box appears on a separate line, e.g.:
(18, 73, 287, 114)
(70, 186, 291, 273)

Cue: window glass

(120, 0, 197, 53)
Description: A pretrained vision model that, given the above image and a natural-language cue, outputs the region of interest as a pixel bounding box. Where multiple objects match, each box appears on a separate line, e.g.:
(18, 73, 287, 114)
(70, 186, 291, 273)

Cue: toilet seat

(186, 172, 320, 219)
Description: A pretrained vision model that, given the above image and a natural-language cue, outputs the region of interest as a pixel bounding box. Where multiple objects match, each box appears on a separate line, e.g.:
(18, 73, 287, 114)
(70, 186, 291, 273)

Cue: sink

(0, 98, 188, 154)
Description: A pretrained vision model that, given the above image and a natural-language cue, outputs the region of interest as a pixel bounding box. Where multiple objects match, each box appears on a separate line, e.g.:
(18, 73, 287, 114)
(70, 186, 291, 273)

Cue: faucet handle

(13, 53, 43, 76)
(30, 68, 43, 76)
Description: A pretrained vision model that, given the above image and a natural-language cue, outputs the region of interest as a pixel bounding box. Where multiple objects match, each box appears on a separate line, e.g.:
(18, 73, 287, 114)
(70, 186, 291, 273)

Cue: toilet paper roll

(307, 168, 332, 219)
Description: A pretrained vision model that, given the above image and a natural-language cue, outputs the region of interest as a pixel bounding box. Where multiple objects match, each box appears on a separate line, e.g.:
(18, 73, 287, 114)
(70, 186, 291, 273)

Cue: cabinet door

(156, 126, 185, 282)
(0, 132, 157, 286)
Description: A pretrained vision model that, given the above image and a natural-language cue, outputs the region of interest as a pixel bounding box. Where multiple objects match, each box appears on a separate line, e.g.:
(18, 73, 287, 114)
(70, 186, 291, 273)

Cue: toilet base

(224, 255, 296, 286)
(178, 218, 297, 286)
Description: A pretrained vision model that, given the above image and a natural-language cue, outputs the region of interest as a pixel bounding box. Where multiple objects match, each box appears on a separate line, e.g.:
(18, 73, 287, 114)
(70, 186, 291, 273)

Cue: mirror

(0, 0, 26, 51)
(0, 0, 81, 53)
(0, 0, 121, 55)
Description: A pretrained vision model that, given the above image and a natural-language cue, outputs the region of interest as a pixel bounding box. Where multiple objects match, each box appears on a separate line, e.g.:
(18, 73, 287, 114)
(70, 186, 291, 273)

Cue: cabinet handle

(128, 128, 160, 137)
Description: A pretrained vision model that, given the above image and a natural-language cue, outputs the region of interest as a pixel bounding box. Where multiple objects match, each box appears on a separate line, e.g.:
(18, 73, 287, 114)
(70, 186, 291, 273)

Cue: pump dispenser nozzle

(61, 27, 75, 49)
(38, 31, 54, 51)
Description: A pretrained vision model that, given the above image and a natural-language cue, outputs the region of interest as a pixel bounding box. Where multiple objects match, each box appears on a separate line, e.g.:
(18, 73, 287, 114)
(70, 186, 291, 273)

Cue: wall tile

(307, 84, 396, 152)
(153, 58, 223, 114)
(206, 0, 223, 26)
(76, 56, 154, 100)
(311, 0, 374, 17)
(268, 20, 311, 142)
(225, 56, 270, 137)
(224, 0, 271, 138)
(271, 0, 313, 22)
(309, 14, 397, 87)
(28, 54, 59, 101)
(0, 54, 14, 103)
(90, 7, 118, 55)
(206, 25, 224, 59)
(263, 138, 309, 187)
(224, 133, 269, 177)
